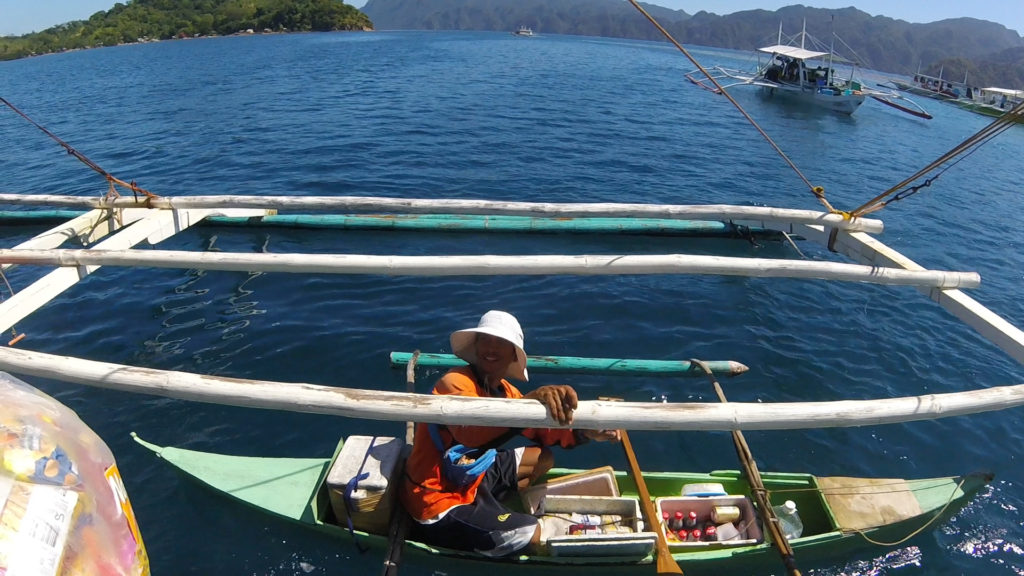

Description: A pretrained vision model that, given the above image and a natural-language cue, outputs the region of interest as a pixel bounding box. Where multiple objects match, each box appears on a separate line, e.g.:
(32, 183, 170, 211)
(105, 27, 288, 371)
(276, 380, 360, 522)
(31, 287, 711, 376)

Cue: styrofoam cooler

(655, 495, 764, 548)
(326, 435, 403, 535)
(538, 495, 657, 558)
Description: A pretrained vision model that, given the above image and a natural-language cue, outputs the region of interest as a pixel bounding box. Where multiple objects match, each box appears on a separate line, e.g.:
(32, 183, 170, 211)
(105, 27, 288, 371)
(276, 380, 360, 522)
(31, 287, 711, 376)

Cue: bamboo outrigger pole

(691, 359, 801, 576)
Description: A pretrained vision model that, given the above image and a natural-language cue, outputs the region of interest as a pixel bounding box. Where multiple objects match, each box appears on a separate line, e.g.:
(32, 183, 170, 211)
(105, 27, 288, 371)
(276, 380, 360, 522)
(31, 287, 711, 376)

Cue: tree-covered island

(0, 0, 372, 61)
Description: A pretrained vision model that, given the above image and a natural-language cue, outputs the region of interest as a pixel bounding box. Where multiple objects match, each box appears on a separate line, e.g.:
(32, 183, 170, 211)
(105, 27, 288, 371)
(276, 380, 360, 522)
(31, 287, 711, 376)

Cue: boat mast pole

(691, 360, 801, 576)
(828, 16, 836, 85)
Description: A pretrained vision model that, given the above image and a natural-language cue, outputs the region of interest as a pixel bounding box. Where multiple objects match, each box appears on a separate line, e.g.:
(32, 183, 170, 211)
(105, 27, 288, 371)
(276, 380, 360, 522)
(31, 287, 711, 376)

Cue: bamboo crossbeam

(798, 225, 1024, 364)
(389, 352, 749, 376)
(0, 249, 980, 289)
(0, 209, 267, 333)
(1, 347, 1022, 430)
(0, 194, 885, 233)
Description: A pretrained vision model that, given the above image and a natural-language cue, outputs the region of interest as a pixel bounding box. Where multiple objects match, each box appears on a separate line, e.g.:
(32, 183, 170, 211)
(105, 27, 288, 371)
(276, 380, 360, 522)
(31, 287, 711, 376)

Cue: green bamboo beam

(389, 352, 748, 377)
(0, 211, 787, 239)
(0, 210, 85, 224)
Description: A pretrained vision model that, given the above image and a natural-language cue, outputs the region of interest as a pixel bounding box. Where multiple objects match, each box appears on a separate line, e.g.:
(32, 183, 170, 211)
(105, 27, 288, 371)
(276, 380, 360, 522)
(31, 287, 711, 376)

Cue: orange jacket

(400, 366, 581, 521)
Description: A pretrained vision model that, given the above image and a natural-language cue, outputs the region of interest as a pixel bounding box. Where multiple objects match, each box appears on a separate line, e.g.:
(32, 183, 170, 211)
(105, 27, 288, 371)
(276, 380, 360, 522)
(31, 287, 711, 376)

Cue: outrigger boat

(2, 5, 1024, 574)
(129, 431, 991, 574)
(685, 21, 932, 119)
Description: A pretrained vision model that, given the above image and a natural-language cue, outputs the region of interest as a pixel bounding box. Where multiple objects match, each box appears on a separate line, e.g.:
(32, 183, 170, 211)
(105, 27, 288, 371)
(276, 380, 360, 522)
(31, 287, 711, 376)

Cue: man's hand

(523, 384, 578, 425)
(580, 429, 621, 442)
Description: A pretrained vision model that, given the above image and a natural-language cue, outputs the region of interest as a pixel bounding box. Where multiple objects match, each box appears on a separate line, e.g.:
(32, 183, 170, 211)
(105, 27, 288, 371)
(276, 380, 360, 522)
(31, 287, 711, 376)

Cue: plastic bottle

(773, 500, 803, 540)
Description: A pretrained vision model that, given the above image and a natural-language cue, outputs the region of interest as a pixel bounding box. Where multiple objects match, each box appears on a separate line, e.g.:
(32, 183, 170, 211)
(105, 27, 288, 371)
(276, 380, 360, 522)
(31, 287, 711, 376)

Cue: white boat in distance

(513, 25, 535, 37)
(688, 21, 931, 118)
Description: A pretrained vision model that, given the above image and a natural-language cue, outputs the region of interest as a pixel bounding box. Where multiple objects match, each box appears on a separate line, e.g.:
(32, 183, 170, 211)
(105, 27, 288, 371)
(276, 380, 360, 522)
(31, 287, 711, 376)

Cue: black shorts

(414, 448, 538, 557)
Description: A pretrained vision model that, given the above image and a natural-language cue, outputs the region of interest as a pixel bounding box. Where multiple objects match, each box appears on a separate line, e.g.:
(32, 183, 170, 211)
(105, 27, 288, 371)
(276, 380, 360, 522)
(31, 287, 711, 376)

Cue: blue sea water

(2, 30, 1024, 575)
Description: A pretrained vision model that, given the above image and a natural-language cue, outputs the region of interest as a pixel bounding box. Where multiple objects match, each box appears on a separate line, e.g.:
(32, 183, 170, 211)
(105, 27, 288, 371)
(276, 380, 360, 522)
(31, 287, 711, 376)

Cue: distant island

(3, 0, 1023, 88)
(0, 0, 371, 61)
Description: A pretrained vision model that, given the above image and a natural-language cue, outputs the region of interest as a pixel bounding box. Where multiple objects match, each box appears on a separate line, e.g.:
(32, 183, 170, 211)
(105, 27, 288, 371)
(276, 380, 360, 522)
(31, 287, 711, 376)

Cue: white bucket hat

(450, 310, 528, 381)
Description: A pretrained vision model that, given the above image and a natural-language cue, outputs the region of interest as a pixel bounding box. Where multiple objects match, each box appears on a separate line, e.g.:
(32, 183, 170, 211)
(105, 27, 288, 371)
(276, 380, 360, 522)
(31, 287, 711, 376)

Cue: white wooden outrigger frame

(1, 193, 1023, 431)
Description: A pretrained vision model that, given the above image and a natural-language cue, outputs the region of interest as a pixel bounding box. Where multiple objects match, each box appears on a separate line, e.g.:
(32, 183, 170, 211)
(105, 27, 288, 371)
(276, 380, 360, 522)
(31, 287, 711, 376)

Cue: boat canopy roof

(981, 87, 1024, 97)
(758, 45, 829, 60)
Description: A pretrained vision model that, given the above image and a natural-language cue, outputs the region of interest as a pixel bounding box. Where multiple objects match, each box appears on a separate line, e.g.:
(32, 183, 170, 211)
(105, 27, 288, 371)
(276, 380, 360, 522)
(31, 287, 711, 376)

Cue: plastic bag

(0, 372, 149, 576)
(428, 424, 496, 488)
(440, 444, 496, 488)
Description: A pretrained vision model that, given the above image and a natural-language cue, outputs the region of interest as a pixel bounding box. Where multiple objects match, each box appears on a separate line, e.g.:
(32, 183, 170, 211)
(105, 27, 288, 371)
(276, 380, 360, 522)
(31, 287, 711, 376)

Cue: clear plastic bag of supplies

(0, 371, 149, 576)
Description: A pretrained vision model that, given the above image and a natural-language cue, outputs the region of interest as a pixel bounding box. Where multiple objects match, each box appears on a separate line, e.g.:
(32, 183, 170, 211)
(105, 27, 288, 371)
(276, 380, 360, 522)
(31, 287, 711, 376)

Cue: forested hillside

(0, 0, 370, 61)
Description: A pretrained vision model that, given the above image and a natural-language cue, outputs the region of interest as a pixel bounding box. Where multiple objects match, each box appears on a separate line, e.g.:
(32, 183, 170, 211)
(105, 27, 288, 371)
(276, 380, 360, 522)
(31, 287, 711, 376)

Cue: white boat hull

(759, 84, 865, 115)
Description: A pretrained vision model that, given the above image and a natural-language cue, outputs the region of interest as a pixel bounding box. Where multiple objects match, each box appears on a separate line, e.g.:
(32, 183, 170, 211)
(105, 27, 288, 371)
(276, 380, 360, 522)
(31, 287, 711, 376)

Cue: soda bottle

(703, 524, 718, 541)
(670, 511, 684, 531)
(683, 510, 698, 529)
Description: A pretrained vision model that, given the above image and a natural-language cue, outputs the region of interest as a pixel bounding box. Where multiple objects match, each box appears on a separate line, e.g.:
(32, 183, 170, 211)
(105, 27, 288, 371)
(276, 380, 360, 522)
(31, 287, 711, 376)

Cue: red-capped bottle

(688, 528, 702, 542)
(703, 524, 718, 541)
(683, 510, 698, 529)
(662, 511, 670, 529)
(670, 511, 684, 531)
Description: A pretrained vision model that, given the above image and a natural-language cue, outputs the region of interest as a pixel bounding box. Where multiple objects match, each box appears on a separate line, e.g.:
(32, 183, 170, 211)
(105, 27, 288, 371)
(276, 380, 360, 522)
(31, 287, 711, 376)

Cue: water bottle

(773, 500, 803, 540)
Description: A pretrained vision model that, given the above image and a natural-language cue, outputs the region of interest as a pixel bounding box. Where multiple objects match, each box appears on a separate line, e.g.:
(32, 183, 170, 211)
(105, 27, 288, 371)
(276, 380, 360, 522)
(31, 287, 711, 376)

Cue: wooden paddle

(381, 351, 419, 576)
(602, 397, 683, 575)
(690, 359, 801, 576)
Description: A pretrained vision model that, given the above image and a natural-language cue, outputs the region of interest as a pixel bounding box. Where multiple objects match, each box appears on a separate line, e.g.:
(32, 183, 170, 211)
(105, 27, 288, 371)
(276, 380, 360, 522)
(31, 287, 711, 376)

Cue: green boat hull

(131, 433, 991, 574)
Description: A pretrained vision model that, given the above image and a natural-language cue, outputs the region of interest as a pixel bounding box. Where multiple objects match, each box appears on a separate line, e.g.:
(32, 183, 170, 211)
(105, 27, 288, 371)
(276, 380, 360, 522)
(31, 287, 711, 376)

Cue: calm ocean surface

(2, 31, 1024, 575)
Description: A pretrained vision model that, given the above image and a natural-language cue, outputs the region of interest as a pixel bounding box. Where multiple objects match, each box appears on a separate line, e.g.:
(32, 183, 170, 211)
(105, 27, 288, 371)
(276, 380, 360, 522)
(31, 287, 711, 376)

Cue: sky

(1, 1, 1021, 37)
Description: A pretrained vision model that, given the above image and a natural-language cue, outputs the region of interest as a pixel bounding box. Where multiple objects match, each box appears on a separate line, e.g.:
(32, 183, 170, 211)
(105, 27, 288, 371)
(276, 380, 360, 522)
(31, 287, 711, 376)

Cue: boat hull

(952, 100, 1024, 123)
(759, 84, 865, 115)
(131, 434, 991, 573)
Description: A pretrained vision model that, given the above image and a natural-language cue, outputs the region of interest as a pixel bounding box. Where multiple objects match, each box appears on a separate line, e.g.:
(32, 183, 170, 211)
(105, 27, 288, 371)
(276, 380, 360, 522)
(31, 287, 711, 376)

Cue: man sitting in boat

(400, 310, 620, 557)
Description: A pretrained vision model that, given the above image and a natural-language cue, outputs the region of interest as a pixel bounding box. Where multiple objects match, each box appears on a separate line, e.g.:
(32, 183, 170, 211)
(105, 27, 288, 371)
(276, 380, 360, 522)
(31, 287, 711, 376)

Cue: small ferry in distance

(512, 25, 535, 37)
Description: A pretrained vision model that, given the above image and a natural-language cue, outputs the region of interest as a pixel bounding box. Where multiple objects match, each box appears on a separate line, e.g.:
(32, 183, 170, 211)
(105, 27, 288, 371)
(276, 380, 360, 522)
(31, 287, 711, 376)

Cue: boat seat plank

(817, 476, 923, 531)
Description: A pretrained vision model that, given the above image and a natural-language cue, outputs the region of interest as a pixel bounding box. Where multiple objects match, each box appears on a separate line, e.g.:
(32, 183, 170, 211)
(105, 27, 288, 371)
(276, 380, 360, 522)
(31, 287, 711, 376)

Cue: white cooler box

(326, 435, 403, 535)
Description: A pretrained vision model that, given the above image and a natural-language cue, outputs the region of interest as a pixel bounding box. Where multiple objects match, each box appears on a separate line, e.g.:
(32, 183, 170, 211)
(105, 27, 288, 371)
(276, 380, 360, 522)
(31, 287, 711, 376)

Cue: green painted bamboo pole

(0, 211, 786, 238)
(389, 351, 748, 377)
(0, 210, 86, 224)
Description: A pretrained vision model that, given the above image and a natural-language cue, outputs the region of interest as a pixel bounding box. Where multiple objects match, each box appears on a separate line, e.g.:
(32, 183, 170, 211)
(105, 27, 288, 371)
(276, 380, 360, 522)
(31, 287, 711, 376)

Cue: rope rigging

(0, 98, 158, 202)
(851, 99, 1024, 216)
(627, 0, 835, 214)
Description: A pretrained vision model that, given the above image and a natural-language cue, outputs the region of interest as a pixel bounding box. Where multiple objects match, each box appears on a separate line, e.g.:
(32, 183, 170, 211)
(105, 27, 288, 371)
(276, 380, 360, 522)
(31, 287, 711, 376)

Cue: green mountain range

(362, 0, 1024, 88)
(3, 0, 1022, 88)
